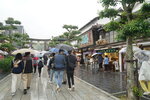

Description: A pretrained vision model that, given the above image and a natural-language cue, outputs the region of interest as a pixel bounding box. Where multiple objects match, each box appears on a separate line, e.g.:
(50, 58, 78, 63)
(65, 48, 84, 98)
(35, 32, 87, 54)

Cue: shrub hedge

(0, 56, 13, 73)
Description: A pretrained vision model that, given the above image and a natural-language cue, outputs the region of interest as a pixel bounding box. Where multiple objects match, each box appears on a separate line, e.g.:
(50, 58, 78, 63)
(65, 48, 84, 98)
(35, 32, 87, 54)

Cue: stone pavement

(74, 65, 150, 100)
(0, 67, 119, 100)
(74, 66, 126, 94)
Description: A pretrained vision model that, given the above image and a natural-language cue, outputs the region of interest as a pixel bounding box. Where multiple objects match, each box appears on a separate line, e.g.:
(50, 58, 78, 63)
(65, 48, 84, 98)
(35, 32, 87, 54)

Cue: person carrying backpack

(38, 57, 44, 77)
(53, 49, 66, 92)
(67, 50, 77, 91)
(11, 53, 24, 96)
(33, 56, 38, 73)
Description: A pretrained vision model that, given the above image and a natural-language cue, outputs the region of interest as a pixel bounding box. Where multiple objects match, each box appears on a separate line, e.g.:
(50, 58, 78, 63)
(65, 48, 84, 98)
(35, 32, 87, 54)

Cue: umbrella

(50, 48, 68, 55)
(55, 44, 73, 51)
(92, 52, 103, 57)
(119, 46, 141, 53)
(3, 51, 8, 55)
(49, 48, 59, 53)
(134, 50, 150, 61)
(0, 50, 4, 54)
(12, 48, 37, 55)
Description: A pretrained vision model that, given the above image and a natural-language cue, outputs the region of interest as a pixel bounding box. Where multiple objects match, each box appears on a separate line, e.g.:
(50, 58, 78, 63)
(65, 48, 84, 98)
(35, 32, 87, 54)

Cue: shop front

(96, 48, 119, 72)
(96, 48, 119, 60)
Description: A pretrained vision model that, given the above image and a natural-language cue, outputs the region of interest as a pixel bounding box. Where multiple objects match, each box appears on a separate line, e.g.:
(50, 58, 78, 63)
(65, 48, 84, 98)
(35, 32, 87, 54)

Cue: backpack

(67, 55, 76, 68)
(13, 60, 21, 68)
(48, 58, 54, 69)
(38, 60, 43, 68)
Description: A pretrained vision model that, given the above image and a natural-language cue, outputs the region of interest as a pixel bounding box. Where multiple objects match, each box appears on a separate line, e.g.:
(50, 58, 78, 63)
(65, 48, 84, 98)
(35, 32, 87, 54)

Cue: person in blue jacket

(53, 49, 66, 92)
(11, 53, 24, 96)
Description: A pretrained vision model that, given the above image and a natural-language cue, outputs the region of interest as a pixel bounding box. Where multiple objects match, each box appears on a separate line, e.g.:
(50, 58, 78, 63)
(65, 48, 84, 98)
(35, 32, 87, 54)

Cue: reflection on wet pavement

(75, 66, 126, 94)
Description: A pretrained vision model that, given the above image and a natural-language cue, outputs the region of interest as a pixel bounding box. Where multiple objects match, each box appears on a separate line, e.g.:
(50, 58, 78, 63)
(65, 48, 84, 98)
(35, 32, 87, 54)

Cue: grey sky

(0, 0, 103, 39)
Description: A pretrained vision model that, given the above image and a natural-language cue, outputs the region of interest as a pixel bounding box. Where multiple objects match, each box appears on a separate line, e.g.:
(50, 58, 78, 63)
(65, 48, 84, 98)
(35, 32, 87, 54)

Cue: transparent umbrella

(55, 44, 73, 51)
(12, 48, 38, 55)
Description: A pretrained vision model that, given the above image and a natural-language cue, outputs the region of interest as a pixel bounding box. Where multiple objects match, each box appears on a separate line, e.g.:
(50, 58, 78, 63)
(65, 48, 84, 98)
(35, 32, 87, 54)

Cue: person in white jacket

(134, 50, 150, 95)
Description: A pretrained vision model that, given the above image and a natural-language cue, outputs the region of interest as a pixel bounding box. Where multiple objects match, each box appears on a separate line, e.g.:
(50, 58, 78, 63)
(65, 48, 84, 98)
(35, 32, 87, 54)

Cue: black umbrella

(55, 44, 73, 51)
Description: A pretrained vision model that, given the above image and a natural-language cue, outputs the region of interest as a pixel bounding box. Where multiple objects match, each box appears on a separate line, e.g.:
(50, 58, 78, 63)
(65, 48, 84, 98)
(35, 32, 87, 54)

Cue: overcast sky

(0, 0, 103, 39)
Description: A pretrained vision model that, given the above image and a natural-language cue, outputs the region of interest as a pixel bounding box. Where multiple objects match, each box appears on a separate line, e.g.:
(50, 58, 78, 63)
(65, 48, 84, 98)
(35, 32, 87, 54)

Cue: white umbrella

(12, 48, 37, 55)
(119, 46, 141, 53)
(0, 50, 4, 54)
(134, 50, 150, 61)
(3, 51, 8, 55)
(92, 52, 103, 57)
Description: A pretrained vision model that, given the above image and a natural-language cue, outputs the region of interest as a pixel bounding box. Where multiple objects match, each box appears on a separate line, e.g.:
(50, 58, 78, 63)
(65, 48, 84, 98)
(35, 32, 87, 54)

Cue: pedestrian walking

(33, 56, 38, 73)
(62, 54, 67, 85)
(97, 54, 103, 71)
(53, 49, 66, 92)
(43, 54, 48, 66)
(22, 52, 33, 94)
(103, 55, 109, 71)
(11, 53, 24, 96)
(47, 53, 55, 83)
(113, 59, 119, 72)
(38, 57, 44, 77)
(77, 56, 81, 67)
(66, 51, 77, 91)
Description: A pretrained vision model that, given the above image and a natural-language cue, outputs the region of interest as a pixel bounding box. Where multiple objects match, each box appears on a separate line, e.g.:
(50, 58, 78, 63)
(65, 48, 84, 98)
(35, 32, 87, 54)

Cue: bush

(0, 56, 14, 73)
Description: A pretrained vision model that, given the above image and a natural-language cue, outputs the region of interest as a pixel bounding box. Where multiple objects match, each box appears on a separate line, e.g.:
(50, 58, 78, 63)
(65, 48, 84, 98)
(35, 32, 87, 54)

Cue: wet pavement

(0, 72, 9, 80)
(74, 65, 126, 94)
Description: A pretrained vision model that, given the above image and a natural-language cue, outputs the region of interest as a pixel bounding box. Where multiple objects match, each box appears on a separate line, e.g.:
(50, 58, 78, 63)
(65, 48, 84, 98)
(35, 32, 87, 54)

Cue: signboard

(80, 30, 93, 47)
(96, 48, 119, 53)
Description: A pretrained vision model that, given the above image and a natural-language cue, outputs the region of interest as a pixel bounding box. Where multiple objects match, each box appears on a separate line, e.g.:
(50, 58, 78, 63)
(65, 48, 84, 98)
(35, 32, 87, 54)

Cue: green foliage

(100, 0, 117, 7)
(0, 56, 13, 72)
(63, 25, 78, 31)
(62, 24, 80, 42)
(0, 22, 3, 26)
(132, 86, 143, 97)
(104, 21, 121, 31)
(14, 20, 21, 25)
(119, 19, 150, 38)
(0, 43, 15, 52)
(5, 17, 15, 25)
(141, 3, 150, 13)
(10, 33, 29, 48)
(99, 8, 118, 19)
(0, 34, 8, 42)
(122, 0, 144, 4)
(49, 24, 80, 47)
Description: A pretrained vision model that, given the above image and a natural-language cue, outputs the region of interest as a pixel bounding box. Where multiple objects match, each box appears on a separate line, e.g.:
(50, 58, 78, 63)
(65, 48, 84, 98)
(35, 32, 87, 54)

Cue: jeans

(54, 70, 64, 87)
(49, 69, 54, 81)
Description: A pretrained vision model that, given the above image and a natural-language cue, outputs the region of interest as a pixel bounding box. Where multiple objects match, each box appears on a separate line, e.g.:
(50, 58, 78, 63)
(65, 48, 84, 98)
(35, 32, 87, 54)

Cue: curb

(74, 76, 120, 100)
(0, 74, 11, 83)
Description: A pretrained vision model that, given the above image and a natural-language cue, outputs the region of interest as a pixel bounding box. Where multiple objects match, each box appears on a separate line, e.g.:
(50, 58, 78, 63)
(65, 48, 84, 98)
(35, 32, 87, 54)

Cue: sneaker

(72, 85, 75, 91)
(23, 89, 27, 94)
(11, 92, 15, 96)
(48, 80, 53, 84)
(143, 92, 150, 95)
(68, 88, 72, 91)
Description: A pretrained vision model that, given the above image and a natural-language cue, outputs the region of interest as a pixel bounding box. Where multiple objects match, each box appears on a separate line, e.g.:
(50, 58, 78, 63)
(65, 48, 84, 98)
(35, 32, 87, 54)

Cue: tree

(9, 33, 29, 48)
(99, 1, 150, 100)
(49, 25, 81, 48)
(0, 43, 15, 52)
(62, 25, 80, 42)
(5, 17, 21, 34)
